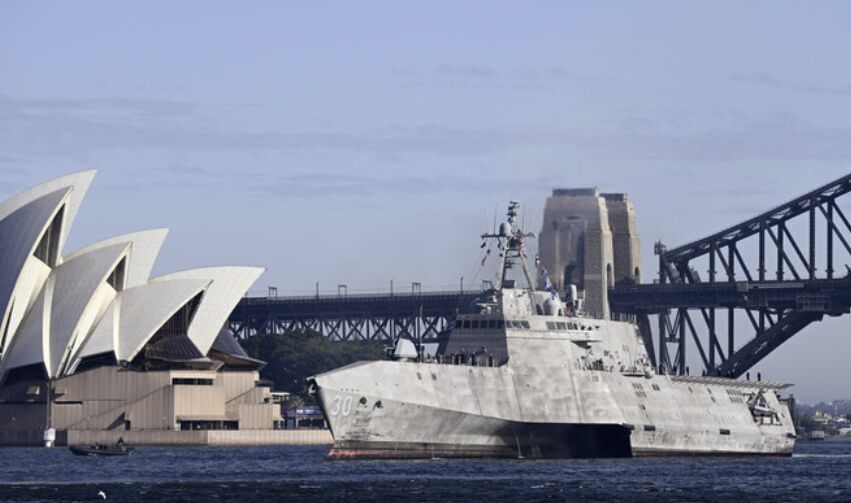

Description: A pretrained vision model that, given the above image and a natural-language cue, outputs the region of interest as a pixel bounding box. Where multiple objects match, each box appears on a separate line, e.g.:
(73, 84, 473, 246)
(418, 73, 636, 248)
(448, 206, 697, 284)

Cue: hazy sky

(3, 1, 851, 401)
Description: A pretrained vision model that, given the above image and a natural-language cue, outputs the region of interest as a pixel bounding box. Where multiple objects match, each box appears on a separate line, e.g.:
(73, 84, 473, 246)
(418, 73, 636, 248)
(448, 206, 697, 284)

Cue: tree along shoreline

(242, 330, 387, 404)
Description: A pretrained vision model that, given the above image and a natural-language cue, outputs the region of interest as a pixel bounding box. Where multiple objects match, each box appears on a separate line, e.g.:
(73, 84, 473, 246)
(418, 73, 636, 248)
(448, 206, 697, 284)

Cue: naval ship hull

(323, 395, 631, 459)
(312, 360, 796, 460)
(312, 202, 797, 460)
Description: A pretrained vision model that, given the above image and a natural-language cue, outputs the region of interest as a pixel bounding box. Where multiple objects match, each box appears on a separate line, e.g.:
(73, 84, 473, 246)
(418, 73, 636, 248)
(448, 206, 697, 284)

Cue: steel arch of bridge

(611, 172, 851, 378)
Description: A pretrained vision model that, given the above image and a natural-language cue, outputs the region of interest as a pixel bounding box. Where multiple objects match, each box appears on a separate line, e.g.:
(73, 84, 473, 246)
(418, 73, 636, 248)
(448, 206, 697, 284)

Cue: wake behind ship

(310, 203, 796, 459)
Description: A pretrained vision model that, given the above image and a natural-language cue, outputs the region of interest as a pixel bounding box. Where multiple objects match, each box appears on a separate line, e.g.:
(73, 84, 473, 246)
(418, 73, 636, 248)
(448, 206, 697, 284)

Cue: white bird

(97, 490, 107, 499)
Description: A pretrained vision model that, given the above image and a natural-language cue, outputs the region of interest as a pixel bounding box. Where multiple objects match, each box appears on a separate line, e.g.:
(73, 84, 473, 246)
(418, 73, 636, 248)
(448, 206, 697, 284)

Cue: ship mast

(481, 202, 536, 291)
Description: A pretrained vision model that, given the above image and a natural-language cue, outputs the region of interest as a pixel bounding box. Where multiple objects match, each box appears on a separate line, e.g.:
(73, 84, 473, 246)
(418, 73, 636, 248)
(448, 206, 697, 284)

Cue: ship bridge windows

(546, 321, 568, 331)
(462, 319, 531, 330)
(453, 318, 508, 330)
(172, 378, 213, 386)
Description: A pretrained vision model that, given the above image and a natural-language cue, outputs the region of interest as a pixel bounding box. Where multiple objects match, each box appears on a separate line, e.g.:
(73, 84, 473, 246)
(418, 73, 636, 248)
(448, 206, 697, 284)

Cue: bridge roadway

(230, 275, 851, 377)
(611, 278, 851, 314)
(610, 278, 851, 377)
(229, 290, 480, 343)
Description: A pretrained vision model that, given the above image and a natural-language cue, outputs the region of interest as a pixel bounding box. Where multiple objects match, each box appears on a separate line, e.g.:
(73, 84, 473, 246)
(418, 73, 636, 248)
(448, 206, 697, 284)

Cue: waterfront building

(0, 171, 286, 446)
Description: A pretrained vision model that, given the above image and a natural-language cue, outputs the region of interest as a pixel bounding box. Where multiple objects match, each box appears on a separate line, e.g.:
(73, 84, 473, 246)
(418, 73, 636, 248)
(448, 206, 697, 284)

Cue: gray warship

(311, 202, 796, 459)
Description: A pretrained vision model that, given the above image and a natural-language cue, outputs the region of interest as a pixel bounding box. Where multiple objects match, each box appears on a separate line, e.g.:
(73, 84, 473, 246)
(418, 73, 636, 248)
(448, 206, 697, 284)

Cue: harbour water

(1, 440, 850, 502)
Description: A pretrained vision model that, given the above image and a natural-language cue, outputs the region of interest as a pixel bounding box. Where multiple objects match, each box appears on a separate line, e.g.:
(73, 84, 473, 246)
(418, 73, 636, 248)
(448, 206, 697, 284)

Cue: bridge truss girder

(229, 314, 452, 343)
(228, 292, 480, 344)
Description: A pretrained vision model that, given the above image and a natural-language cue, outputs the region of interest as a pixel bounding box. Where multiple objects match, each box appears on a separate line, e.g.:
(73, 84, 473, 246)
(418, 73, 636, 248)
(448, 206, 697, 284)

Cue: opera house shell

(0, 171, 285, 446)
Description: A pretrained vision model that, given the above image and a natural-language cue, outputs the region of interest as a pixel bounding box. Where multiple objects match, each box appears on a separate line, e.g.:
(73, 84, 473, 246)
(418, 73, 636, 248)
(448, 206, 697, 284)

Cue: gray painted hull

(313, 359, 795, 460)
(322, 392, 630, 459)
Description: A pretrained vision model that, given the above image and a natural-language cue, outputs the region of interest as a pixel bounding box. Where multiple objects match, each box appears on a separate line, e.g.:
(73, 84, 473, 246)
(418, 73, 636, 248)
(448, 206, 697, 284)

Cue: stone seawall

(0, 430, 67, 447)
(0, 429, 332, 447)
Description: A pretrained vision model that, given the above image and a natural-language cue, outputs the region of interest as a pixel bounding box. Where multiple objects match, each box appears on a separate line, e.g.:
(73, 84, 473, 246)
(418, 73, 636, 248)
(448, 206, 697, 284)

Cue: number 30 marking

(331, 396, 352, 416)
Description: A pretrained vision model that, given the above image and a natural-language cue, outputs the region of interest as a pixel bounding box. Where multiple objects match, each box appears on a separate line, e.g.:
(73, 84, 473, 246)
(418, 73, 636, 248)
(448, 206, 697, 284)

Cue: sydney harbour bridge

(228, 173, 851, 379)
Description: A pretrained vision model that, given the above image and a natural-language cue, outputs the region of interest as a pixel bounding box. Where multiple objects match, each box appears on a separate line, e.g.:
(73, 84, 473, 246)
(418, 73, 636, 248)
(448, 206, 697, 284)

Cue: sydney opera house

(0, 171, 287, 446)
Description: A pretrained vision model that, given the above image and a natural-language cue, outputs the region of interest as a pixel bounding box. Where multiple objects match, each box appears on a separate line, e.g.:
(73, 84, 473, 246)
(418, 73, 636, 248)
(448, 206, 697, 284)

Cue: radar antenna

(480, 201, 536, 290)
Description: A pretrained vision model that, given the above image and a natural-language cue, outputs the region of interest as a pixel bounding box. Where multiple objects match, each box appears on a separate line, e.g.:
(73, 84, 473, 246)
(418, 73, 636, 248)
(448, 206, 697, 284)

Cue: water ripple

(0, 440, 848, 502)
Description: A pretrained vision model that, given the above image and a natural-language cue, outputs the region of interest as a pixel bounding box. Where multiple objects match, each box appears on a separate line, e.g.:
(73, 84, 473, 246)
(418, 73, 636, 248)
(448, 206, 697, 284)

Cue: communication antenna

(481, 201, 536, 291)
(493, 203, 498, 235)
(483, 207, 489, 236)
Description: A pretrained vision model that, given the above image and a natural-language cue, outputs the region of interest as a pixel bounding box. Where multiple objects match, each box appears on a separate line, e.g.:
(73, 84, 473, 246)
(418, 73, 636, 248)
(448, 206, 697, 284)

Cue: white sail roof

(0, 277, 50, 380)
(0, 242, 130, 378)
(71, 294, 118, 366)
(47, 243, 130, 377)
(108, 278, 211, 363)
(64, 228, 168, 287)
(0, 170, 95, 256)
(0, 170, 264, 382)
(0, 188, 71, 351)
(152, 266, 264, 355)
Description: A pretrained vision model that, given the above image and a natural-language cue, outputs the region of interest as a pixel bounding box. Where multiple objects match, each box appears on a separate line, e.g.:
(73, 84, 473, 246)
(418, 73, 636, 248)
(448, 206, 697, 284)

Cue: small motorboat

(69, 440, 133, 456)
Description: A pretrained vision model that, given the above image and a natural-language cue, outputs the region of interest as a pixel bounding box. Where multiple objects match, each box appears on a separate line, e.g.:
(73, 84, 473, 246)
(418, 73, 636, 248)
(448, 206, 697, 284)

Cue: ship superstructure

(311, 203, 796, 459)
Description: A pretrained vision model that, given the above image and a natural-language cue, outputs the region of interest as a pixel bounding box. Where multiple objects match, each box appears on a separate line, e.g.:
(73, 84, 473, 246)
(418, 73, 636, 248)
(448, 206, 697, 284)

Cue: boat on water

(310, 202, 797, 459)
(69, 439, 133, 456)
